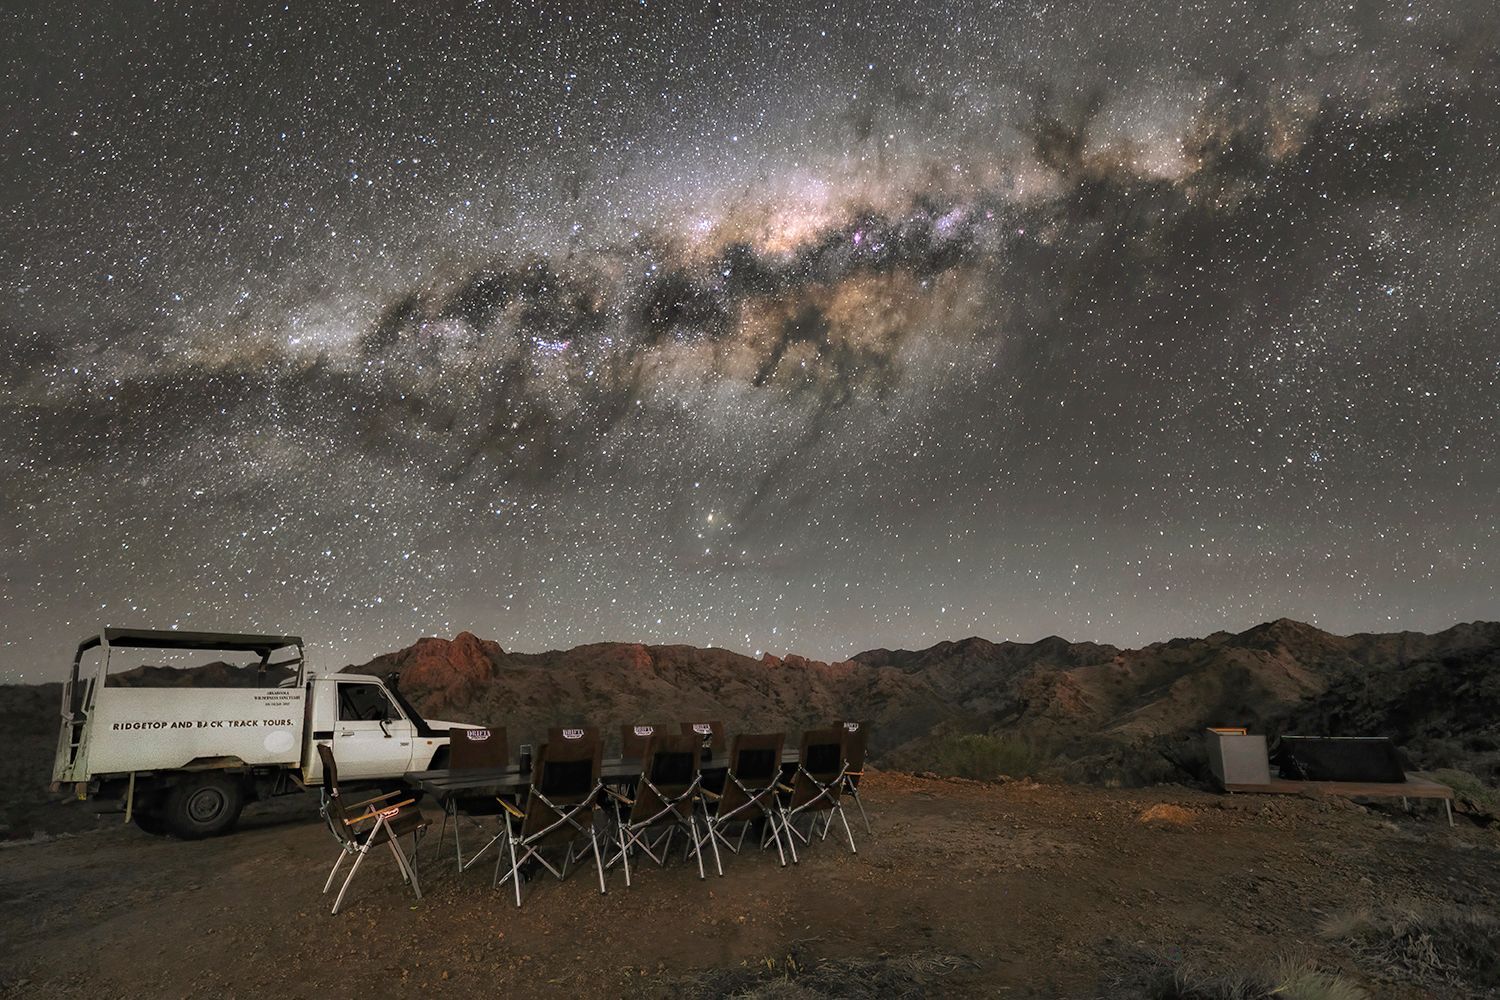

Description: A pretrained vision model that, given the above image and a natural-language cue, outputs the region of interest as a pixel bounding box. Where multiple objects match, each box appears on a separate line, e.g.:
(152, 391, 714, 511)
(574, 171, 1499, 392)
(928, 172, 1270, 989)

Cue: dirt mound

(1136, 803, 1195, 827)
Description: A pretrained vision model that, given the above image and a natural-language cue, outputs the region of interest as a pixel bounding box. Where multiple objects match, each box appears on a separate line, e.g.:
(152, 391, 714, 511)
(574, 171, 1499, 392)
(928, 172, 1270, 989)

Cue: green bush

(928, 732, 1040, 779)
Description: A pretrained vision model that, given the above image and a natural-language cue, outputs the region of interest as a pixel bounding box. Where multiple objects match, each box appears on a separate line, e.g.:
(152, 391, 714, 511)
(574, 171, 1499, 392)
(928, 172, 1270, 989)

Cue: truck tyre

(162, 773, 245, 839)
(132, 806, 168, 836)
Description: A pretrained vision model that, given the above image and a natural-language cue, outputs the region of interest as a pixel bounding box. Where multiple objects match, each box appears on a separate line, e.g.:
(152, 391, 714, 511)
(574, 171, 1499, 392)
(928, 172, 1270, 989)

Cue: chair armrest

(776, 782, 794, 793)
(345, 789, 402, 812)
(349, 798, 415, 825)
(699, 788, 721, 800)
(497, 797, 525, 819)
(604, 786, 635, 805)
(844, 770, 863, 777)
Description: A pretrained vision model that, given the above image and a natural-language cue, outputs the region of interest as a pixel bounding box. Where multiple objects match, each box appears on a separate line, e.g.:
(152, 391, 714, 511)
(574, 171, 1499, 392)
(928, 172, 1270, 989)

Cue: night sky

(3, 2, 1497, 680)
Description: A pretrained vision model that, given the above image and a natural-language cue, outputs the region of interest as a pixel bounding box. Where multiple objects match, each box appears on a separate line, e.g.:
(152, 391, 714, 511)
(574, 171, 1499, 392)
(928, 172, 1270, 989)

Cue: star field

(2, 1, 1497, 680)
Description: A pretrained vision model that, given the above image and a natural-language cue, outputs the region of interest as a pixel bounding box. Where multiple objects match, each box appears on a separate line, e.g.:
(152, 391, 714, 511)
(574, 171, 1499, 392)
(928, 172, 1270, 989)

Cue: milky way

(2, 1, 1497, 678)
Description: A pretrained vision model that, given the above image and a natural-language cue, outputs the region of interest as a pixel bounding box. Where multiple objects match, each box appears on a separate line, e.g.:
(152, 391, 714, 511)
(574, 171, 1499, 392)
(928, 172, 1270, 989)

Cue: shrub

(1322, 903, 1500, 992)
(1112, 955, 1367, 1000)
(927, 731, 1040, 779)
(1428, 768, 1500, 817)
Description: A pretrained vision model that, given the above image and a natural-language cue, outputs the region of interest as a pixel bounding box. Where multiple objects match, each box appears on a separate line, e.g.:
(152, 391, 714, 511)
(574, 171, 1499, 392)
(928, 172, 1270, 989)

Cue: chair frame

(435, 725, 512, 872)
(606, 734, 718, 884)
(317, 743, 427, 915)
(493, 738, 607, 907)
(837, 721, 871, 835)
(701, 732, 791, 868)
(777, 728, 857, 859)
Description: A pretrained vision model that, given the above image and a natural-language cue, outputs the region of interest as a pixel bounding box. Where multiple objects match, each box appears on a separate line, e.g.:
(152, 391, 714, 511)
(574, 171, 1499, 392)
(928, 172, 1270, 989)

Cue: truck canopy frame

(66, 628, 307, 726)
(81, 628, 305, 656)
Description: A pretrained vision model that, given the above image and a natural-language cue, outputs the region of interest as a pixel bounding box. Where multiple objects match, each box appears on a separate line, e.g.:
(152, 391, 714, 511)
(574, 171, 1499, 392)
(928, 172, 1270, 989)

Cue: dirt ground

(2, 773, 1496, 999)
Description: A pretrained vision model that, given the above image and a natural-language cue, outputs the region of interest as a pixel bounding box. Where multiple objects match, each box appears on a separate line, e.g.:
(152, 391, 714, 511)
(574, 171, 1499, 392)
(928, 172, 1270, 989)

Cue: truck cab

(307, 673, 449, 783)
(55, 627, 465, 839)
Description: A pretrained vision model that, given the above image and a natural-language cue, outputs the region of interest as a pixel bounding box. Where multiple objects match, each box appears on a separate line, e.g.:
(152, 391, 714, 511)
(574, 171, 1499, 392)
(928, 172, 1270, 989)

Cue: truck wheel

(132, 806, 168, 836)
(163, 774, 245, 839)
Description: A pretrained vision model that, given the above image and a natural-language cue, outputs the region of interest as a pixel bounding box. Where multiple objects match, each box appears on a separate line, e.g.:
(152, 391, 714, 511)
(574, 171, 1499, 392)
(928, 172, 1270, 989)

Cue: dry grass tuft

(1109, 954, 1367, 1000)
(1322, 903, 1500, 992)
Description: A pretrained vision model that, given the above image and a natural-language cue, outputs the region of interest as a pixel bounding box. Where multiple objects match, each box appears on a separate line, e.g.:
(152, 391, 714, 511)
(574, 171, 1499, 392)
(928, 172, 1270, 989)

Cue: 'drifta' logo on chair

(843, 722, 860, 732)
(633, 725, 654, 736)
(465, 729, 491, 741)
(378, 805, 401, 819)
(692, 723, 712, 735)
(562, 728, 585, 740)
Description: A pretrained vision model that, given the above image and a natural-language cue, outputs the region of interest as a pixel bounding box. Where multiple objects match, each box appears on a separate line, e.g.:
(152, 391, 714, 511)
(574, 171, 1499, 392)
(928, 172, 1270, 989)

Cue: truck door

(331, 680, 416, 780)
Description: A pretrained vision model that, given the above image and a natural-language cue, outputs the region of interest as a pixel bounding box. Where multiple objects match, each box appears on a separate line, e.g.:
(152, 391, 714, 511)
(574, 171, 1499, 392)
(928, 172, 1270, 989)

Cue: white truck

(52, 627, 468, 838)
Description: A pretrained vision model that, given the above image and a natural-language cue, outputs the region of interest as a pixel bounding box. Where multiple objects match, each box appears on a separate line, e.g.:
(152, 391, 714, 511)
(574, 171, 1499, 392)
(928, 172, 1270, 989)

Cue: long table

(406, 749, 800, 800)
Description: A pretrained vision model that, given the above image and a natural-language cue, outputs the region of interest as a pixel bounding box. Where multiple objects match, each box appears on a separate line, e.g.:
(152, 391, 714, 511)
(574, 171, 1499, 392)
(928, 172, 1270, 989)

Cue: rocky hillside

(352, 618, 1500, 786)
(353, 633, 951, 758)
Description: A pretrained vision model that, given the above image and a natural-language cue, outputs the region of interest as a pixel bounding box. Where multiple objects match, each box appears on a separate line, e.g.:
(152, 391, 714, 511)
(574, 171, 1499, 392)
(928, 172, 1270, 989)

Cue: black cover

(1275, 736, 1406, 783)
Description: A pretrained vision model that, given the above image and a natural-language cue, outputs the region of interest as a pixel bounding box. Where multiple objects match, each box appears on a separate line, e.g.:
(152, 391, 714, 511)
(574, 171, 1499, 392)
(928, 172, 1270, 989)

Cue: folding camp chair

(545, 726, 604, 864)
(435, 725, 511, 871)
(680, 719, 727, 754)
(317, 743, 428, 915)
(777, 728, 857, 860)
(493, 736, 607, 906)
(838, 721, 871, 834)
(700, 732, 790, 868)
(620, 723, 664, 761)
(605, 733, 718, 884)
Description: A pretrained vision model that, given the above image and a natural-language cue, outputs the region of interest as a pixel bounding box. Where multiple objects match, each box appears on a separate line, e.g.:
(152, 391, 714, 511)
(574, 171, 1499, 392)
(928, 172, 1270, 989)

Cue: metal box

(1206, 729, 1270, 787)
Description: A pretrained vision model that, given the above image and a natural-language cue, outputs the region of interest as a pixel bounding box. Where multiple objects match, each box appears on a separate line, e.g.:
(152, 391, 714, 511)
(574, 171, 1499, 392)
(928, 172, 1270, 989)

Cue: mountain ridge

(343, 617, 1500, 787)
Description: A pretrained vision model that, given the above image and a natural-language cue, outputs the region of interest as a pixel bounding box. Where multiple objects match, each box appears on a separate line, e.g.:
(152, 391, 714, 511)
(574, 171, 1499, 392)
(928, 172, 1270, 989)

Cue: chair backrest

(318, 740, 340, 793)
(620, 723, 663, 761)
(790, 728, 845, 811)
(632, 734, 701, 824)
(546, 725, 601, 749)
(718, 732, 786, 817)
(840, 721, 868, 785)
(522, 736, 603, 841)
(680, 719, 726, 753)
(316, 743, 357, 846)
(449, 725, 509, 771)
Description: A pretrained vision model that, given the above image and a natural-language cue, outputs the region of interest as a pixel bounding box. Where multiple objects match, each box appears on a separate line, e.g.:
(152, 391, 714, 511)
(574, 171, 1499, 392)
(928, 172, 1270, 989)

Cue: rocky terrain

(3, 618, 1498, 839)
(356, 618, 1500, 788)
